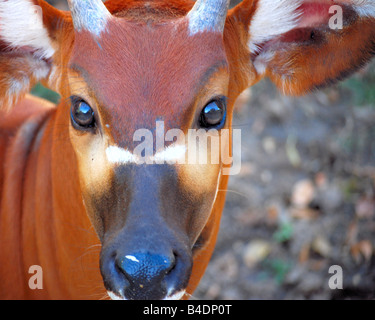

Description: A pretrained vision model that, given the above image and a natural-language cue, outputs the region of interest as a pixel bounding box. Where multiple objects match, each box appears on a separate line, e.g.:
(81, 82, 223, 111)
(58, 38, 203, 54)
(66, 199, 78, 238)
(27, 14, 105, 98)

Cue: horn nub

(187, 0, 230, 35)
(67, 0, 111, 37)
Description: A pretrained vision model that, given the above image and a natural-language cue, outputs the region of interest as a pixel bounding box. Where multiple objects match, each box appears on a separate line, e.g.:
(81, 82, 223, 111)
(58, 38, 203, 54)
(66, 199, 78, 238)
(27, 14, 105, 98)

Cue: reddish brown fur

(70, 23, 228, 145)
(0, 0, 374, 299)
(0, 0, 232, 300)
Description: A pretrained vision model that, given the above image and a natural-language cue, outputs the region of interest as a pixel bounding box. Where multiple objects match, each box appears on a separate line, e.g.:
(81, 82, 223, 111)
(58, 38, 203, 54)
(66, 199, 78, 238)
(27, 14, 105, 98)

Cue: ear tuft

(0, 55, 50, 110)
(232, 0, 375, 95)
(248, 0, 302, 54)
(0, 0, 54, 59)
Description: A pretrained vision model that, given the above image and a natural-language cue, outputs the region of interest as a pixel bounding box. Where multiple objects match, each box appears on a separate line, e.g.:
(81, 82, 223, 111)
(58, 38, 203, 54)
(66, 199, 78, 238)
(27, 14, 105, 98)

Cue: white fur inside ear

(248, 0, 375, 55)
(253, 51, 275, 75)
(0, 55, 51, 109)
(248, 0, 303, 54)
(352, 0, 375, 18)
(0, 0, 55, 59)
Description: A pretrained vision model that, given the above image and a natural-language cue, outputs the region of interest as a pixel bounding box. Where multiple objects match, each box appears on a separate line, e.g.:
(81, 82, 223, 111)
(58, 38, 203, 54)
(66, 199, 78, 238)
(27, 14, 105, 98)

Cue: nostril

(165, 252, 177, 275)
(114, 256, 126, 276)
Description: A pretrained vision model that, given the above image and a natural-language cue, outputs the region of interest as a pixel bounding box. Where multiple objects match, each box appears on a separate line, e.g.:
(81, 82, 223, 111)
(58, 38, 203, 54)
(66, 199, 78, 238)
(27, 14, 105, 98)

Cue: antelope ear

(228, 0, 375, 95)
(0, 0, 65, 110)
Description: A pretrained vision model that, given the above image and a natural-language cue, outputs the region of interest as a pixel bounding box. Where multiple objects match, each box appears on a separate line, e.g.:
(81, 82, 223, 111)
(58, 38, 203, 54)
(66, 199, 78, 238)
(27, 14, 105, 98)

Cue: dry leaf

(346, 220, 359, 246)
(243, 240, 271, 269)
(291, 179, 315, 208)
(267, 205, 279, 225)
(359, 240, 373, 261)
(355, 196, 375, 219)
(315, 172, 327, 188)
(286, 135, 301, 167)
(350, 240, 373, 263)
(312, 236, 332, 258)
(290, 207, 319, 220)
(299, 244, 310, 265)
(310, 259, 326, 271)
(262, 136, 276, 154)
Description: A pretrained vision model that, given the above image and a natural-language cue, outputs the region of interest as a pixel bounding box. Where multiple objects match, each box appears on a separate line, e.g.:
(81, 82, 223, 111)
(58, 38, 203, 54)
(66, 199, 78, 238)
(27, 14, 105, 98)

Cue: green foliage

(340, 62, 375, 107)
(262, 258, 292, 285)
(273, 222, 294, 243)
(31, 83, 60, 104)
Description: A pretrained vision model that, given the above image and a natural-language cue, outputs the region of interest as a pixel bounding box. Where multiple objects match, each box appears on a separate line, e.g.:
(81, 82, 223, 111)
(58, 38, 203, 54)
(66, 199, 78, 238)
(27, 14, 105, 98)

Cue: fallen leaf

(243, 240, 271, 269)
(290, 207, 319, 220)
(360, 240, 373, 261)
(312, 236, 332, 258)
(350, 240, 373, 263)
(298, 244, 310, 265)
(262, 136, 276, 155)
(346, 220, 358, 246)
(266, 205, 279, 225)
(291, 179, 316, 208)
(309, 259, 326, 271)
(315, 172, 327, 188)
(286, 135, 301, 167)
(355, 196, 375, 219)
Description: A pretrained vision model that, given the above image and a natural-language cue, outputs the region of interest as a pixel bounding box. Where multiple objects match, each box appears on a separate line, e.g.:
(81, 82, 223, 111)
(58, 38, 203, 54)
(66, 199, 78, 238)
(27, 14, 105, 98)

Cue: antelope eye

(70, 98, 95, 129)
(200, 99, 226, 129)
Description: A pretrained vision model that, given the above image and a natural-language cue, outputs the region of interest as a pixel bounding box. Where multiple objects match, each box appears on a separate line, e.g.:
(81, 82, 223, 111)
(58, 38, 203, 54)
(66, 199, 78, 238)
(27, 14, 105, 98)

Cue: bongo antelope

(0, 0, 374, 299)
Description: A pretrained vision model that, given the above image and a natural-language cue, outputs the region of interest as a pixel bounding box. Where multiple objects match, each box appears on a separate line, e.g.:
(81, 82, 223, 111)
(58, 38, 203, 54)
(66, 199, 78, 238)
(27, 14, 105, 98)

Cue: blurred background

(39, 0, 375, 299)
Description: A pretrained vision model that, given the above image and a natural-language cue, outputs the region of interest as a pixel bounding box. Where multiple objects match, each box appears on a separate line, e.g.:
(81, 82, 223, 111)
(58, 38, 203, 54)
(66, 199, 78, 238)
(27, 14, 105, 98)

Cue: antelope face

(66, 1, 232, 300)
(1, 0, 375, 301)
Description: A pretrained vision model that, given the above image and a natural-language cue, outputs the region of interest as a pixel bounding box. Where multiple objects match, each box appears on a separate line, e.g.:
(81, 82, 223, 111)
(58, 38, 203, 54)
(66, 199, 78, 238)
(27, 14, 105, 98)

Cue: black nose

(118, 252, 175, 280)
(101, 245, 193, 300)
(100, 249, 188, 300)
(116, 252, 175, 298)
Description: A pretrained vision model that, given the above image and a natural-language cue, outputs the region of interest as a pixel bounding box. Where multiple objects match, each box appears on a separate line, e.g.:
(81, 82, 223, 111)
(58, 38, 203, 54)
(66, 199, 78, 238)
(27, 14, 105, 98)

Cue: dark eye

(200, 99, 226, 129)
(70, 98, 95, 130)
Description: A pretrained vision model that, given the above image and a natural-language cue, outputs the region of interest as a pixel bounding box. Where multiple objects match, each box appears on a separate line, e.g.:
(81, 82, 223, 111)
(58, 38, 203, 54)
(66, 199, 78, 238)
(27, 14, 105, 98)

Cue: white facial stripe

(0, 0, 55, 59)
(106, 146, 138, 164)
(152, 144, 186, 163)
(105, 145, 186, 165)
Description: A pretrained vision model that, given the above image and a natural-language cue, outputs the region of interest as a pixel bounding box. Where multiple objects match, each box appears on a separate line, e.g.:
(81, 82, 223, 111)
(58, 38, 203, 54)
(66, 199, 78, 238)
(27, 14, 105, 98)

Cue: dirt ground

(45, 0, 375, 300)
